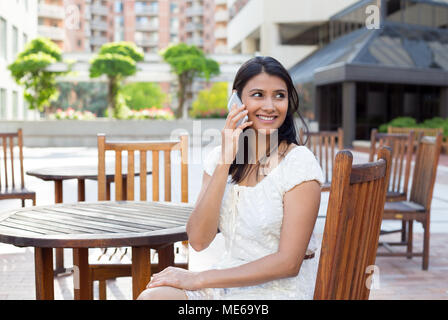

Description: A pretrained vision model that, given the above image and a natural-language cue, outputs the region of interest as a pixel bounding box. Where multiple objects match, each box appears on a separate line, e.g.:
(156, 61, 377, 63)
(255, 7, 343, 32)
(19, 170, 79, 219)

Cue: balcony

(135, 23, 159, 32)
(38, 3, 65, 20)
(214, 28, 227, 39)
(185, 6, 203, 17)
(135, 39, 158, 47)
(38, 25, 65, 41)
(185, 22, 204, 32)
(135, 7, 159, 16)
(90, 35, 108, 46)
(90, 20, 108, 31)
(214, 10, 228, 22)
(186, 37, 204, 47)
(90, 4, 108, 16)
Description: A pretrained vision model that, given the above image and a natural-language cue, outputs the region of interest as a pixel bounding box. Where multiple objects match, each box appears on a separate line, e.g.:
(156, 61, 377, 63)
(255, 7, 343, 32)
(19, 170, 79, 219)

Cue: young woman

(137, 56, 324, 300)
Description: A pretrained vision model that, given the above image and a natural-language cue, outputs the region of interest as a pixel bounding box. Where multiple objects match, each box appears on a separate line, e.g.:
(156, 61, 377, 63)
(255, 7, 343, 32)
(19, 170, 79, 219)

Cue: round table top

(26, 165, 150, 181)
(0, 201, 193, 248)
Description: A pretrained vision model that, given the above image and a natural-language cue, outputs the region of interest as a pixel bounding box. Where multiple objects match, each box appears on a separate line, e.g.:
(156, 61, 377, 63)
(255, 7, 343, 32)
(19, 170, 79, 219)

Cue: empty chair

(370, 129, 415, 243)
(88, 133, 189, 299)
(299, 128, 344, 192)
(314, 146, 391, 300)
(0, 129, 35, 207)
(377, 133, 443, 270)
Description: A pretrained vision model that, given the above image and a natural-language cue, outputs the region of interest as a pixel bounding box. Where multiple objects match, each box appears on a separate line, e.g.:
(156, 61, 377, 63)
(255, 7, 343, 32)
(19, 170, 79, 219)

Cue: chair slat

(140, 151, 147, 201)
(115, 151, 122, 201)
(152, 151, 159, 201)
(127, 150, 134, 201)
(164, 151, 171, 202)
(9, 136, 15, 188)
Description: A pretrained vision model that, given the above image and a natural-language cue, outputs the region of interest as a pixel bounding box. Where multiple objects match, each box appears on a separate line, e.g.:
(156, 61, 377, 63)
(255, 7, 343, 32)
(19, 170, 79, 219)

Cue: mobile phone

(227, 92, 248, 127)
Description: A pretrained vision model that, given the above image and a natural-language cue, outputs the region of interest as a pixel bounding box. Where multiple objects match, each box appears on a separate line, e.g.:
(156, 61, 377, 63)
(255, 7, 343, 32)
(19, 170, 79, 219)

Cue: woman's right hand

(220, 103, 253, 165)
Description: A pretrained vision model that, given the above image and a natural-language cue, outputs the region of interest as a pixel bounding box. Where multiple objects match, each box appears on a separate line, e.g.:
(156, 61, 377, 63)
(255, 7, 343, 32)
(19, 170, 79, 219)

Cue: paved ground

(0, 144, 447, 300)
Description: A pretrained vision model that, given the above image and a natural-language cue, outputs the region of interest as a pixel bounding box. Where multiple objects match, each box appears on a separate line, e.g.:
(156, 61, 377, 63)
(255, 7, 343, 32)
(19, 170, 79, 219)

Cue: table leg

(34, 247, 54, 300)
(73, 248, 91, 300)
(158, 243, 175, 271)
(54, 180, 68, 276)
(131, 247, 151, 300)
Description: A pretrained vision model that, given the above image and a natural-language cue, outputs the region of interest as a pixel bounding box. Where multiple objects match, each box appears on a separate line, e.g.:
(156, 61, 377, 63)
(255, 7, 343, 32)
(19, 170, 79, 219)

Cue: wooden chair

(388, 126, 443, 150)
(0, 129, 35, 207)
(88, 133, 189, 299)
(377, 133, 443, 270)
(314, 146, 391, 300)
(369, 129, 415, 242)
(299, 128, 344, 192)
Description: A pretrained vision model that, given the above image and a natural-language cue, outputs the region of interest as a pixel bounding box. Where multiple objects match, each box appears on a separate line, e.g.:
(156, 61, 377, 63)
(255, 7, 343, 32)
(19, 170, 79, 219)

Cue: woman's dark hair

(229, 56, 309, 184)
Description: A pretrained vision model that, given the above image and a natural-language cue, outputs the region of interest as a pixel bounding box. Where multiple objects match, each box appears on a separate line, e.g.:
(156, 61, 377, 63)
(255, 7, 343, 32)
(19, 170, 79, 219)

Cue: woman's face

(240, 72, 289, 135)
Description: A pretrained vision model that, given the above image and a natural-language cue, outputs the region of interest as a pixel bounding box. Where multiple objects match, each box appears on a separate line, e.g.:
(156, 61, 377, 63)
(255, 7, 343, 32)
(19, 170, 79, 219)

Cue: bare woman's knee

(137, 286, 188, 300)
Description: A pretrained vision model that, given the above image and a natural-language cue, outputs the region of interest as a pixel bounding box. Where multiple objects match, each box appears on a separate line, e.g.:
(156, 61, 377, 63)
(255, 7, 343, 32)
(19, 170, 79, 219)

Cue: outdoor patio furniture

(26, 165, 152, 276)
(0, 201, 194, 300)
(299, 128, 344, 192)
(378, 133, 443, 270)
(314, 146, 391, 300)
(369, 129, 415, 243)
(0, 129, 36, 207)
(89, 133, 189, 299)
(388, 126, 446, 153)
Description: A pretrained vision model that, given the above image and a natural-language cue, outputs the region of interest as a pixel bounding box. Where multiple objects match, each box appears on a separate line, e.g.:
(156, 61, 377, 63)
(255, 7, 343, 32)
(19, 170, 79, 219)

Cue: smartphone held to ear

(228, 92, 248, 127)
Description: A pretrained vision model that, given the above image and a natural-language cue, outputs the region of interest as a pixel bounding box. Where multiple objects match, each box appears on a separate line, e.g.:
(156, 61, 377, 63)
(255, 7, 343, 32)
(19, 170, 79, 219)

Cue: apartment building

(214, 0, 228, 53)
(0, 0, 38, 120)
(63, 0, 182, 53)
(227, 0, 360, 68)
(38, 0, 65, 49)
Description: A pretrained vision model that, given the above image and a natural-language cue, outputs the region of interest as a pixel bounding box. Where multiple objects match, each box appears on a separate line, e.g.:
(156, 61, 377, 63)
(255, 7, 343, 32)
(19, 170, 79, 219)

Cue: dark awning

(289, 23, 448, 86)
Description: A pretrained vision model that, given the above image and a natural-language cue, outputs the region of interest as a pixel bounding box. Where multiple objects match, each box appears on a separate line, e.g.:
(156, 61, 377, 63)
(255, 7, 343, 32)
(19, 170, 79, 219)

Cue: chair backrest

(97, 134, 189, 203)
(409, 133, 443, 210)
(299, 128, 344, 185)
(369, 129, 414, 197)
(314, 146, 391, 300)
(388, 126, 443, 140)
(0, 129, 25, 190)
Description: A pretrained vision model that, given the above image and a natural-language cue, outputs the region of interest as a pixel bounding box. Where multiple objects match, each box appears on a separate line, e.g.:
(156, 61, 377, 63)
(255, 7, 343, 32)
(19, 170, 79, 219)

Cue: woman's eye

(252, 92, 262, 97)
(276, 93, 286, 99)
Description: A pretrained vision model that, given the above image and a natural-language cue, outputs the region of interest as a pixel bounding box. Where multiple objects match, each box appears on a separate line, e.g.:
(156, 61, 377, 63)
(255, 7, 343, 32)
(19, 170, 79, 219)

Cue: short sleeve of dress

(281, 146, 324, 194)
(203, 145, 222, 176)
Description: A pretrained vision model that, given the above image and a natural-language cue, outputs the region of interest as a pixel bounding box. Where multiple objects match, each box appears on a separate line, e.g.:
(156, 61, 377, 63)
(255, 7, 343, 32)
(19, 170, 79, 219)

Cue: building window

(12, 91, 18, 119)
(23, 33, 28, 49)
(0, 17, 6, 60)
(0, 88, 6, 119)
(115, 0, 123, 13)
(12, 26, 18, 58)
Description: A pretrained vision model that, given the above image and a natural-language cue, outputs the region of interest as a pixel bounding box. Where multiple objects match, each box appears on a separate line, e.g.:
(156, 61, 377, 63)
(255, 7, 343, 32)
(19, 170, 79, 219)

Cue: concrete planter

(0, 118, 315, 148)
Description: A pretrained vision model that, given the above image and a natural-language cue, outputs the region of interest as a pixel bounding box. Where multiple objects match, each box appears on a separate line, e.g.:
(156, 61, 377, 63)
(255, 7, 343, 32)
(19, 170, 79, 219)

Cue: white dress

(184, 144, 324, 300)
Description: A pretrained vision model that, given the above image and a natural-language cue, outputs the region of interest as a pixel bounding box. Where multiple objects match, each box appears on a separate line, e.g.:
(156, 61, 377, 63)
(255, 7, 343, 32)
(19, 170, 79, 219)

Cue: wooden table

(26, 165, 151, 275)
(0, 200, 193, 300)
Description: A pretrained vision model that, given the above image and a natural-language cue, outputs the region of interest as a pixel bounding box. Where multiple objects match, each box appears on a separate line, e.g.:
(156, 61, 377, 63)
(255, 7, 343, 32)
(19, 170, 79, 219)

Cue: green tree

(161, 43, 220, 119)
(121, 82, 167, 110)
(89, 42, 144, 118)
(190, 82, 228, 118)
(8, 37, 65, 114)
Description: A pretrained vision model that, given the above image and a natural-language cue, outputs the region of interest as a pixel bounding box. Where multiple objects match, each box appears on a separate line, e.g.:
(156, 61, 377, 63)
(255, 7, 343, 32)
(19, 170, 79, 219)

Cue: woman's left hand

(146, 266, 203, 291)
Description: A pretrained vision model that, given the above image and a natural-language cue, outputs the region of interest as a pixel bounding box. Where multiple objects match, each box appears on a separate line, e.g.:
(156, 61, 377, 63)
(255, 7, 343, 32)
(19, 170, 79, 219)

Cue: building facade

(0, 0, 39, 120)
(227, 0, 360, 68)
(289, 0, 448, 146)
(63, 0, 183, 54)
(37, 0, 65, 49)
